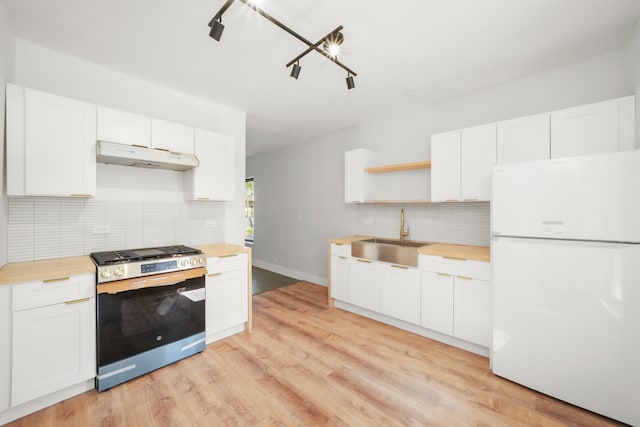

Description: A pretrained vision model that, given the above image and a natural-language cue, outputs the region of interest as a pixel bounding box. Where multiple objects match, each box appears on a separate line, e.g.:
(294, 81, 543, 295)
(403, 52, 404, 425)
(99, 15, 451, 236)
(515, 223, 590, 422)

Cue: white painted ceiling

(4, 0, 640, 155)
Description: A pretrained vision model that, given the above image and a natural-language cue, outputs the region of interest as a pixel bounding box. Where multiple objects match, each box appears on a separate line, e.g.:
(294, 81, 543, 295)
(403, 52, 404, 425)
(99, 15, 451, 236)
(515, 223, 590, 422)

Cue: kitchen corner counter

(199, 243, 251, 258)
(418, 243, 490, 262)
(0, 256, 96, 285)
(329, 235, 372, 245)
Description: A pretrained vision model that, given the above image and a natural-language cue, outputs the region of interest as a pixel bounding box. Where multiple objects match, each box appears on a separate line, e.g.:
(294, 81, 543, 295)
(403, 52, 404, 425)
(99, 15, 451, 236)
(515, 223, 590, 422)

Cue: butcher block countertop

(199, 243, 251, 258)
(330, 236, 490, 262)
(0, 256, 96, 285)
(418, 243, 490, 262)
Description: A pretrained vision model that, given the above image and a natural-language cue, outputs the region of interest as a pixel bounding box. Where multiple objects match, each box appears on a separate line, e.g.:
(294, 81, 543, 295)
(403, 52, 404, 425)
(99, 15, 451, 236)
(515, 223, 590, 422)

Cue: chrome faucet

(400, 209, 410, 242)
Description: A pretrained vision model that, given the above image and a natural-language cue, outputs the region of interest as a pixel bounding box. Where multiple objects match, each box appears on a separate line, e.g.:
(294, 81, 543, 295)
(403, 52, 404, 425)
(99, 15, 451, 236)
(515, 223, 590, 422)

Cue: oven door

(96, 267, 206, 371)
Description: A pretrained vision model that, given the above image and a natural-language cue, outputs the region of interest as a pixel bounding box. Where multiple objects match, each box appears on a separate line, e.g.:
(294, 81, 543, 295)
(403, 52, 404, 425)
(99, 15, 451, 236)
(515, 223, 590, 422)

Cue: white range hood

(96, 140, 199, 171)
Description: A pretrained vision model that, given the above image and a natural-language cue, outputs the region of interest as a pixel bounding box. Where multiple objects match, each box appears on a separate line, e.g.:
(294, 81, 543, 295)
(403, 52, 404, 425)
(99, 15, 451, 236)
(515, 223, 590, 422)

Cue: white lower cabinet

(330, 255, 349, 301)
(420, 271, 454, 335)
(380, 264, 421, 325)
(453, 277, 492, 347)
(11, 273, 96, 407)
(205, 253, 248, 342)
(420, 255, 492, 347)
(348, 258, 381, 312)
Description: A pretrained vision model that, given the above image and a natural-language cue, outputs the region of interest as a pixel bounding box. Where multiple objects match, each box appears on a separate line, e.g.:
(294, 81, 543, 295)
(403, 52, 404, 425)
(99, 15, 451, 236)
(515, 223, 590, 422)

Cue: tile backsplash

(356, 202, 490, 246)
(8, 198, 226, 263)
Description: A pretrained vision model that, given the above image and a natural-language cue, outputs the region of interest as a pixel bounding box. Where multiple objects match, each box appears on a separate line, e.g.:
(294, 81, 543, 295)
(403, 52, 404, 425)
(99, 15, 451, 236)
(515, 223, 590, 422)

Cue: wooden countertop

(418, 243, 490, 262)
(330, 236, 490, 262)
(198, 243, 251, 258)
(329, 236, 372, 245)
(0, 256, 96, 285)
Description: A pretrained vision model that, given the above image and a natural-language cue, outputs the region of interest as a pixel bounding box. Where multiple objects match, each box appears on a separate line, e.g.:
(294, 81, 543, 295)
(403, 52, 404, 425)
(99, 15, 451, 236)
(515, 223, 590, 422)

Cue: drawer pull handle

(443, 257, 465, 261)
(65, 298, 90, 305)
(338, 256, 347, 260)
(196, 197, 211, 201)
(132, 144, 150, 149)
(391, 265, 409, 270)
(463, 199, 479, 202)
(43, 277, 70, 284)
(437, 273, 452, 277)
(456, 276, 473, 281)
(70, 194, 92, 197)
(334, 243, 344, 246)
(357, 259, 372, 264)
(445, 199, 458, 202)
(208, 273, 222, 277)
(219, 254, 238, 259)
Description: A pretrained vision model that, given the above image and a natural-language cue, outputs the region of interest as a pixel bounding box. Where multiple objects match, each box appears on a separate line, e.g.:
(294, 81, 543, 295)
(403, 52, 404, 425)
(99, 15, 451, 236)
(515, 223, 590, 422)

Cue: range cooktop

(91, 245, 202, 266)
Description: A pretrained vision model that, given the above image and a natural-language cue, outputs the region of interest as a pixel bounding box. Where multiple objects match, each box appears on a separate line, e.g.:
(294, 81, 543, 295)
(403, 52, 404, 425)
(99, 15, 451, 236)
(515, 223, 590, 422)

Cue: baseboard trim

(251, 260, 327, 287)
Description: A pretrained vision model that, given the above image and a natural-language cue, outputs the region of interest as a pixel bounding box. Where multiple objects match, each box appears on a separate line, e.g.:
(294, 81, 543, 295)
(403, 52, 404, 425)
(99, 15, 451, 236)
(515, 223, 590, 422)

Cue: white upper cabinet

(431, 124, 496, 202)
(431, 130, 461, 202)
(550, 96, 635, 159)
(184, 129, 235, 201)
(96, 106, 152, 147)
(461, 124, 497, 201)
(344, 149, 374, 203)
(6, 84, 96, 197)
(151, 118, 194, 154)
(497, 113, 550, 165)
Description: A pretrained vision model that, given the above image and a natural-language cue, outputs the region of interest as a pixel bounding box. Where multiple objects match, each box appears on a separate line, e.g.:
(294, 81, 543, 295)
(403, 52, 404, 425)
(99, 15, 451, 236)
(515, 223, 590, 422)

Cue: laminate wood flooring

(252, 266, 299, 295)
(8, 282, 622, 426)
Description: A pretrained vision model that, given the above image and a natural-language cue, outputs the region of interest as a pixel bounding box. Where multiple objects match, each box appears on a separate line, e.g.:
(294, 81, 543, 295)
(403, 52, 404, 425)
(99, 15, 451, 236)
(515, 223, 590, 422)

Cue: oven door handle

(97, 267, 207, 294)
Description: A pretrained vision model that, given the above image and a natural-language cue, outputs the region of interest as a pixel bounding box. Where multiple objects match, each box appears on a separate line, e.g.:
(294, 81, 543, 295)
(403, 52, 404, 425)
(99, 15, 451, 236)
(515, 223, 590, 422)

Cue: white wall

(0, 1, 14, 413)
(624, 20, 640, 148)
(0, 2, 15, 267)
(247, 50, 630, 284)
(10, 39, 247, 247)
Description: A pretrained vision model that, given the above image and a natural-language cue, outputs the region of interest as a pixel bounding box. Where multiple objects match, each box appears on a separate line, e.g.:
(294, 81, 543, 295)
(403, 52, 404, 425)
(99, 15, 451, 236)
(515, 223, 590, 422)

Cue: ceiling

(4, 0, 640, 156)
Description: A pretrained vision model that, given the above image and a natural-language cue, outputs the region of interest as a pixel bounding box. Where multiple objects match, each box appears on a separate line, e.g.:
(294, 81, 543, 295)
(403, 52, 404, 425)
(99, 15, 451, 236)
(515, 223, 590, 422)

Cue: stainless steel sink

(351, 238, 431, 267)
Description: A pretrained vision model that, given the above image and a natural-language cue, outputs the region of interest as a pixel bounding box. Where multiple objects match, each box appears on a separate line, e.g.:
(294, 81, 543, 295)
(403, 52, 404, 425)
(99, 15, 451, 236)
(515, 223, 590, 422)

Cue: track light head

(209, 18, 225, 41)
(323, 31, 344, 57)
(346, 74, 355, 90)
(290, 62, 302, 79)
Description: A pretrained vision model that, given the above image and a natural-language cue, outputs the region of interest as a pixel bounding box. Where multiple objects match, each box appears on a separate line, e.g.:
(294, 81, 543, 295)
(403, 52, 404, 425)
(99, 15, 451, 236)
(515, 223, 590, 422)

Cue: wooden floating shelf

(364, 160, 431, 174)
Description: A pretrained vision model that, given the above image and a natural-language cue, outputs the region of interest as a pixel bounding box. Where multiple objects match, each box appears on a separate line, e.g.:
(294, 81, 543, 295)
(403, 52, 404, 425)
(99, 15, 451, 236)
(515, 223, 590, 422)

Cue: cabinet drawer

(13, 273, 95, 312)
(207, 253, 248, 274)
(331, 243, 351, 257)
(420, 255, 491, 281)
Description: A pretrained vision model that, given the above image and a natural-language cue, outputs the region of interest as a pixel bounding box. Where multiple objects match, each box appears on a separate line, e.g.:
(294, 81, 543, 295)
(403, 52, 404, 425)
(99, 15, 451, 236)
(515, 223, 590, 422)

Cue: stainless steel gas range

(91, 245, 207, 391)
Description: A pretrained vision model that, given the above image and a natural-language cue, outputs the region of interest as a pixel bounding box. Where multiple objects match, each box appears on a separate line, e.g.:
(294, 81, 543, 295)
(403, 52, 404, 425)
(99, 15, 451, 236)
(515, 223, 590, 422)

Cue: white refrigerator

(492, 150, 640, 426)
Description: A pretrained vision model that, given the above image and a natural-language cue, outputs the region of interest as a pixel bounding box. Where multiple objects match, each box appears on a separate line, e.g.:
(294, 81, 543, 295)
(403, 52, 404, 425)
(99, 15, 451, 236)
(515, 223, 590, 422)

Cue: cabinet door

(151, 118, 194, 154)
(344, 149, 373, 203)
(550, 97, 634, 158)
(348, 258, 381, 312)
(497, 113, 550, 164)
(420, 271, 454, 335)
(206, 269, 248, 336)
(97, 106, 151, 147)
(453, 277, 491, 347)
(330, 255, 350, 301)
(12, 298, 95, 406)
(186, 129, 235, 201)
(23, 89, 96, 197)
(461, 124, 496, 201)
(430, 131, 461, 202)
(380, 264, 421, 325)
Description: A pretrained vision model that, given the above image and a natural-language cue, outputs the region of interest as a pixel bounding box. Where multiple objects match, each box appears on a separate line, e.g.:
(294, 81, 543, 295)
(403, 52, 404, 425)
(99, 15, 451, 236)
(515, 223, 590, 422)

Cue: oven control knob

(114, 267, 124, 277)
(181, 259, 189, 267)
(199, 257, 205, 265)
(100, 270, 112, 279)
(190, 258, 197, 265)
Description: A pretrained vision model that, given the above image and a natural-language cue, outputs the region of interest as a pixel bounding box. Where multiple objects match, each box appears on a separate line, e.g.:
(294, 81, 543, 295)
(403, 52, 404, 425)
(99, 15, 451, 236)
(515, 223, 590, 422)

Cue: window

(245, 177, 254, 243)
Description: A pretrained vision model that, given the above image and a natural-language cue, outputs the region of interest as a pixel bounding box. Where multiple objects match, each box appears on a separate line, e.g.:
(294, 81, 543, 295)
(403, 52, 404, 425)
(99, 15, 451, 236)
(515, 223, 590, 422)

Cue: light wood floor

(8, 282, 622, 426)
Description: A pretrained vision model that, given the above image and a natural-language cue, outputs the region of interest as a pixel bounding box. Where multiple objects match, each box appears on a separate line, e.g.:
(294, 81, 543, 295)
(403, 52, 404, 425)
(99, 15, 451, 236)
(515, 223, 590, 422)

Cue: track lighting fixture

(290, 62, 302, 79)
(209, 17, 225, 41)
(208, 0, 357, 89)
(346, 73, 355, 90)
